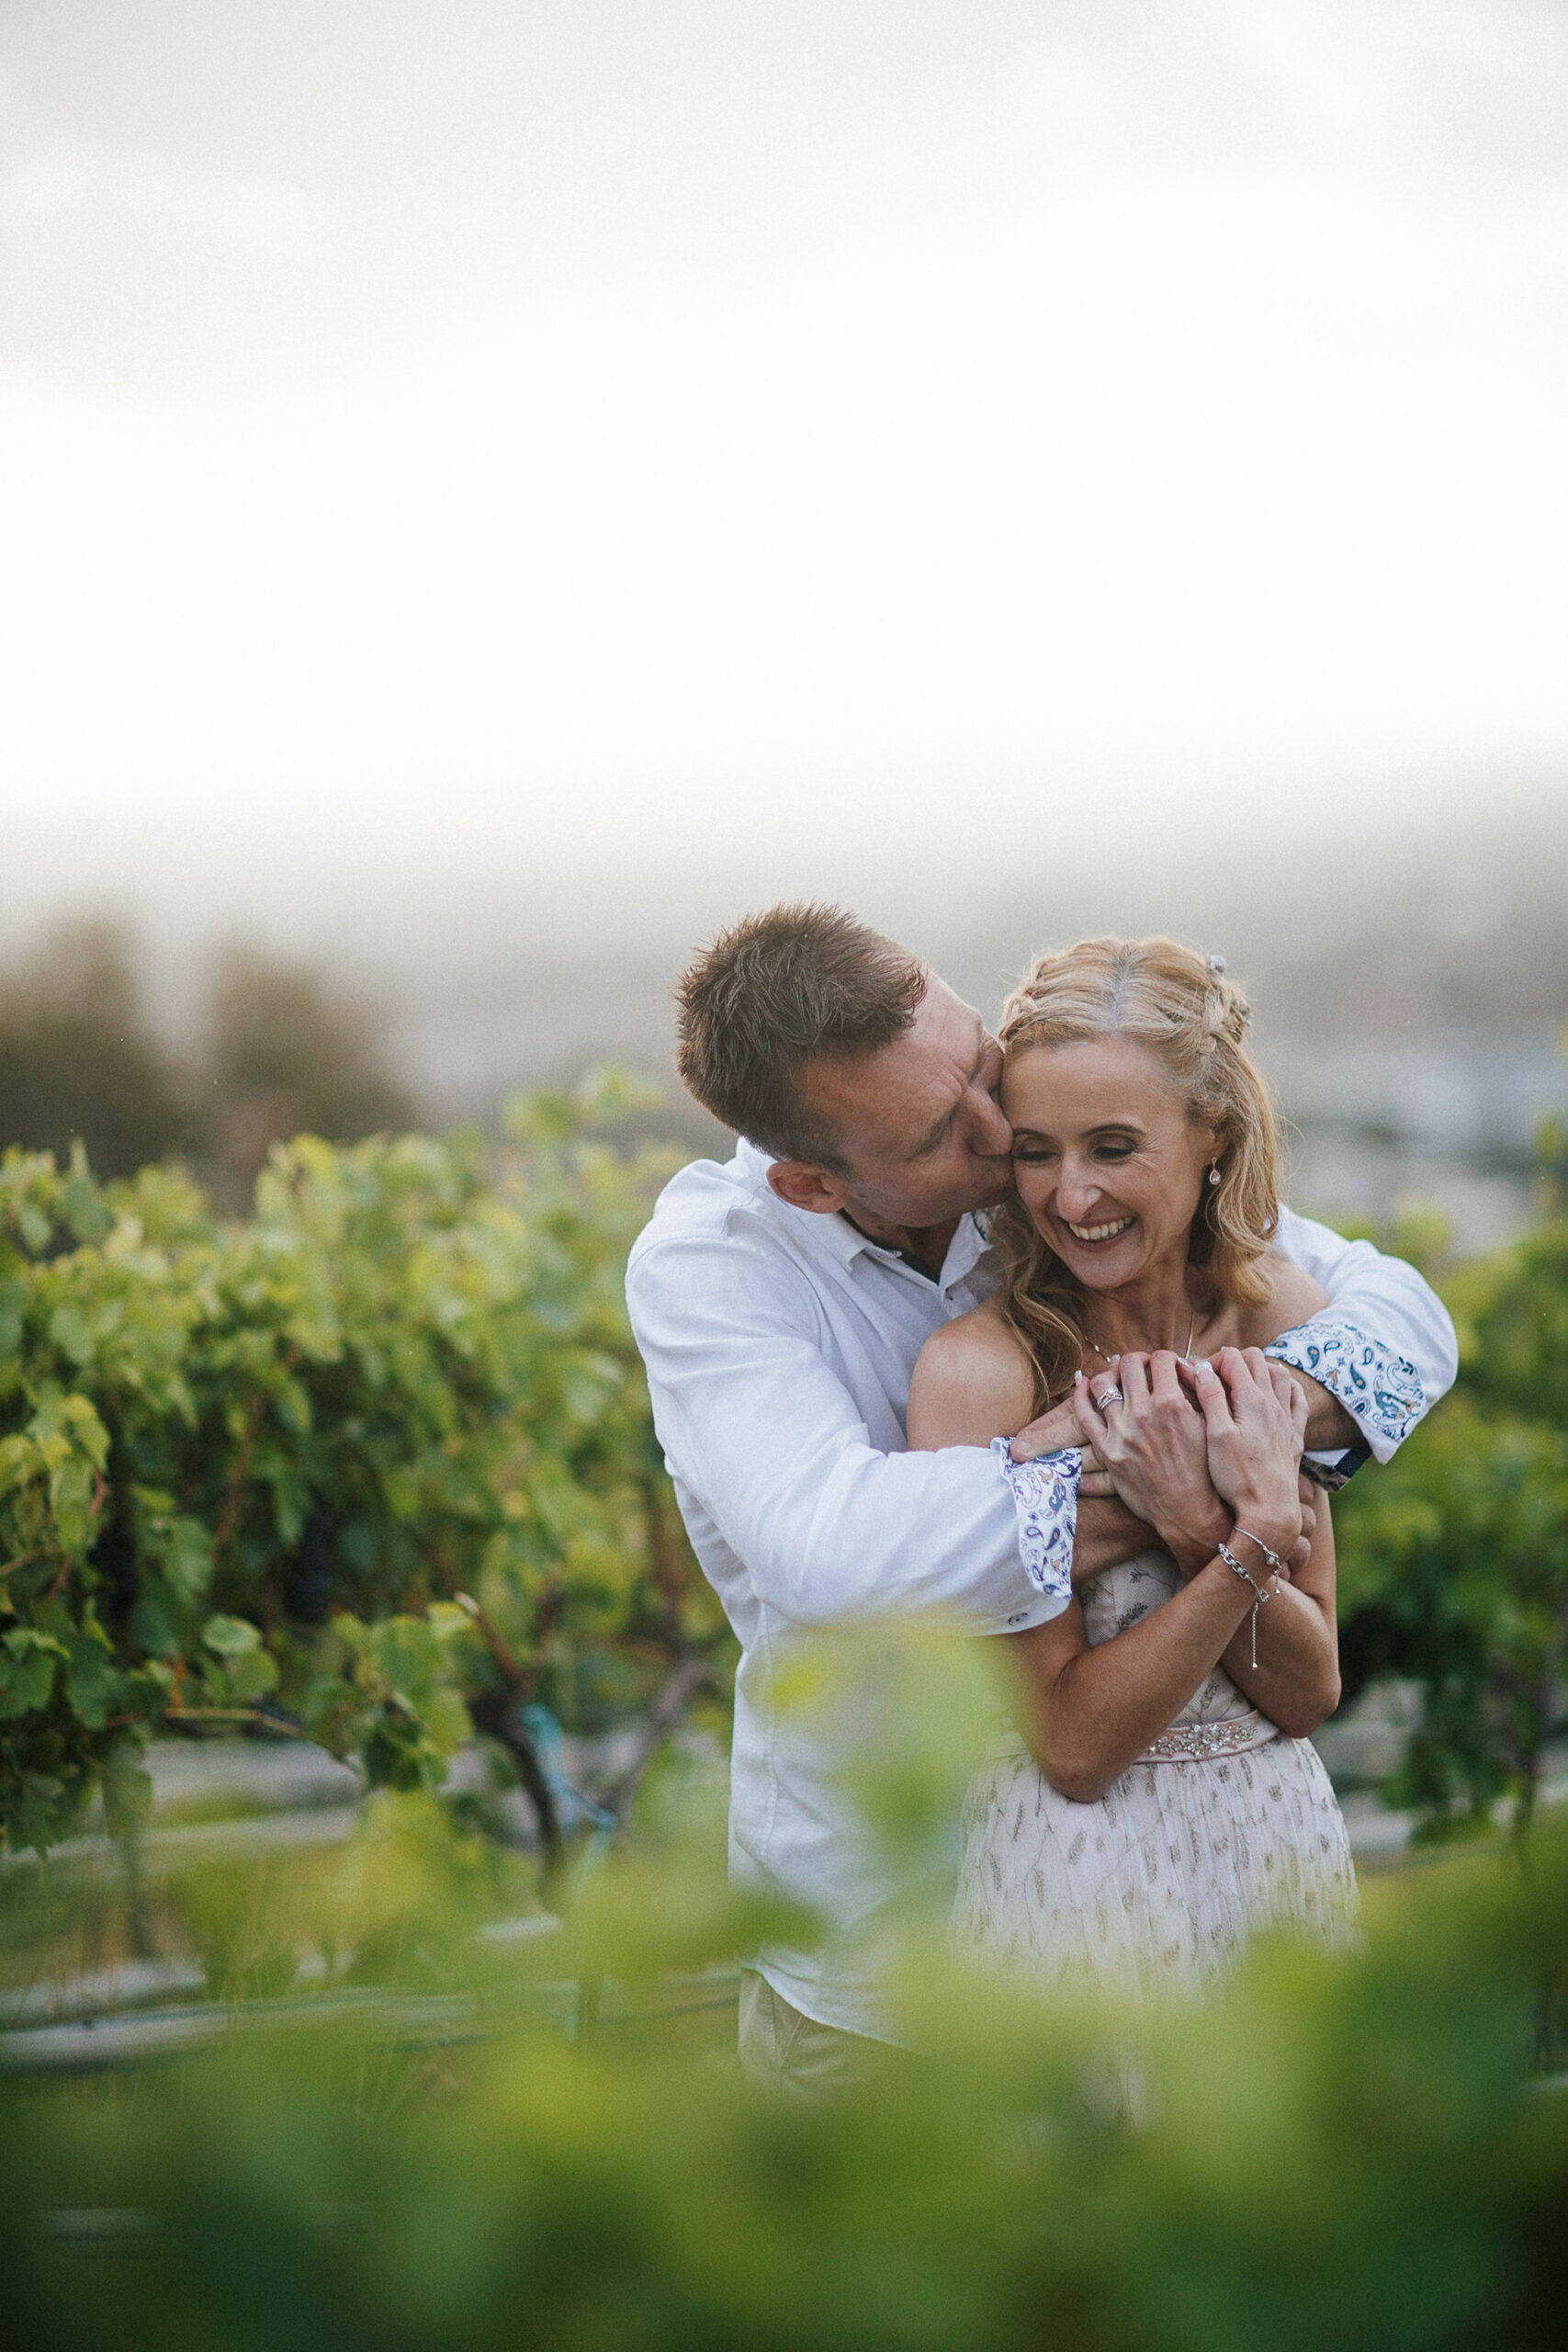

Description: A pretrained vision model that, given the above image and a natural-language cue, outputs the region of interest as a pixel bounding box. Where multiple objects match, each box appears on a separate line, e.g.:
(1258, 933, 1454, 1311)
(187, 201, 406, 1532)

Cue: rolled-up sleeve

(1271, 1206, 1459, 1461)
(626, 1236, 1072, 1634)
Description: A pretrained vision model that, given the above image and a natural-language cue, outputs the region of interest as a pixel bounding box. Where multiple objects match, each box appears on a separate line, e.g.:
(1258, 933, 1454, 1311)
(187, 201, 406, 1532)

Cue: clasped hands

(1010, 1348, 1314, 1580)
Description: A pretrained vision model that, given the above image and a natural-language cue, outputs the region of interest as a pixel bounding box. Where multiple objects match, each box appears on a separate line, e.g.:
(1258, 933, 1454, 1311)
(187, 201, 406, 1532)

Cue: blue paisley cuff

(990, 1437, 1080, 1606)
(1264, 1319, 1426, 1461)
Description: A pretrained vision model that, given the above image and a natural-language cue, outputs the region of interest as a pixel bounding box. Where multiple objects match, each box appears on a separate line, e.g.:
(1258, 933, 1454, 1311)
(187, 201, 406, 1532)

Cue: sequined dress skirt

(953, 1716, 1360, 1998)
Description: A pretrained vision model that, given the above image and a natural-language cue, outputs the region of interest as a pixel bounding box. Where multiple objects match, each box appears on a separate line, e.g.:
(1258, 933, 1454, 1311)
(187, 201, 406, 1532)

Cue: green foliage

(1336, 1214, 1568, 1835)
(3, 1797, 1568, 2352)
(0, 1081, 722, 1855)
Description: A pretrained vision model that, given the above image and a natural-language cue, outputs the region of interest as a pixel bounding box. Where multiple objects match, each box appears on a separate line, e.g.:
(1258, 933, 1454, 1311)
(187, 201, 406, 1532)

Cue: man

(626, 905, 1456, 2091)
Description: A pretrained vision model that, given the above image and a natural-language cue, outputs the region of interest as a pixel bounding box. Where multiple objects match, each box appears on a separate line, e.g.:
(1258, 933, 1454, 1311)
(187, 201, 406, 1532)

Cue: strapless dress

(953, 1548, 1360, 1996)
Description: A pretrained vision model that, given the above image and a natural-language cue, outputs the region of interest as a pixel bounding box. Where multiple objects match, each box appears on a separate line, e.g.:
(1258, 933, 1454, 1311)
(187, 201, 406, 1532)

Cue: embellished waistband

(979, 1709, 1280, 1772)
(1135, 1710, 1279, 1764)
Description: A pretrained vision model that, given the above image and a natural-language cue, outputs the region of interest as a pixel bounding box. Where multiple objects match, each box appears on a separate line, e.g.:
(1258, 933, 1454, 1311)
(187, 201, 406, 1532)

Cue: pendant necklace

(1089, 1306, 1199, 1363)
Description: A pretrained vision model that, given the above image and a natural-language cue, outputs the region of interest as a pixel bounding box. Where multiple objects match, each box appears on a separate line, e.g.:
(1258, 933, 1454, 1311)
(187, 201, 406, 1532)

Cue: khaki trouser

(738, 1971, 905, 2099)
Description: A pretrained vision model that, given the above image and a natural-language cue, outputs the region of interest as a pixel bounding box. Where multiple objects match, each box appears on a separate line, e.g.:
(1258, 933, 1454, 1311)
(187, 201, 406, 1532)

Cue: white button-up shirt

(626, 1138, 1457, 2039)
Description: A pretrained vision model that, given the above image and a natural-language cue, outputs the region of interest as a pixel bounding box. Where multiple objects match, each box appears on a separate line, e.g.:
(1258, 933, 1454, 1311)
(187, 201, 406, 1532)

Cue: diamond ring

(1096, 1386, 1124, 1410)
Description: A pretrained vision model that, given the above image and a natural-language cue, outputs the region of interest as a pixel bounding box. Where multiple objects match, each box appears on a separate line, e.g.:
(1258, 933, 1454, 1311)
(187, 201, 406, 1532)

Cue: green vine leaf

(0, 1099, 713, 1857)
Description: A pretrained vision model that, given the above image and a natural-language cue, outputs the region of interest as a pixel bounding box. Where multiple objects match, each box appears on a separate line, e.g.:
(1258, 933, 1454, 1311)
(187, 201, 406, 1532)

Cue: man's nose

(970, 1090, 1013, 1157)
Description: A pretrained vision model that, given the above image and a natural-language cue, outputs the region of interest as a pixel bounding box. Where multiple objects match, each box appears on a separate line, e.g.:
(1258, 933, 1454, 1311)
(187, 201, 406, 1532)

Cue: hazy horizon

(6, 0, 1568, 908)
(5, 0, 1565, 1238)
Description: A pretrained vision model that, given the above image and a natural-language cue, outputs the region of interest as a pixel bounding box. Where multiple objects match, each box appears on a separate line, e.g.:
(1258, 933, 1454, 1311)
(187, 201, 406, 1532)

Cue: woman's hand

(1182, 1349, 1306, 1559)
(1067, 1351, 1232, 1572)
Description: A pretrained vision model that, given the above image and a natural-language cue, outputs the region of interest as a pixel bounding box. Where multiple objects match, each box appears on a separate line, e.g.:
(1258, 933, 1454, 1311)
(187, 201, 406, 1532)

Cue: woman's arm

(905, 1304, 1040, 1451)
(1193, 1275, 1343, 1733)
(1214, 1490, 1339, 1736)
(1100, 1347, 1337, 1736)
(1011, 1350, 1311, 1802)
(911, 1325, 1301, 1801)
(997, 1557, 1276, 1804)
(1197, 1372, 1340, 1736)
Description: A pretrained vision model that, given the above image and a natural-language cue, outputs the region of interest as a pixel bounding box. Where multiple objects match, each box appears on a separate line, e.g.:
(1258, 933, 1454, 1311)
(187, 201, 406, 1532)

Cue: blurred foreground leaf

(2, 1807, 1567, 2352)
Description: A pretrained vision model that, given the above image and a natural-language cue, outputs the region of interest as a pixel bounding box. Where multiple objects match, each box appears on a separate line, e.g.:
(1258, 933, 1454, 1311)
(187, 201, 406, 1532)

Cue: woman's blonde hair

(991, 936, 1280, 1413)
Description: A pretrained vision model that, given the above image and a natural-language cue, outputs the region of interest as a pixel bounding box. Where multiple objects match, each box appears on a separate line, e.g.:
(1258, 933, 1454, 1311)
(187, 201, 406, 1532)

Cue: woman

(908, 937, 1359, 1996)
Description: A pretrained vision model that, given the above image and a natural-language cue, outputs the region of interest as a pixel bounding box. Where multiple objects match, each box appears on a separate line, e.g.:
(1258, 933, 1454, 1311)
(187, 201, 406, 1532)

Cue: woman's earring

(1208, 1162, 1222, 1187)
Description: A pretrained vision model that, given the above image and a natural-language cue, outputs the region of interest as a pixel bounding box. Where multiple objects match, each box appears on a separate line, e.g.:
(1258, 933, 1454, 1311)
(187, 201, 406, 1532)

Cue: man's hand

(1009, 1395, 1082, 1463)
(1009, 1392, 1117, 1498)
(1068, 1351, 1231, 1576)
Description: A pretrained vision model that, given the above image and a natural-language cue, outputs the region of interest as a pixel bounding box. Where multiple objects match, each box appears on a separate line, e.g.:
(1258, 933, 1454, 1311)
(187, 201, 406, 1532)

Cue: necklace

(1087, 1305, 1199, 1362)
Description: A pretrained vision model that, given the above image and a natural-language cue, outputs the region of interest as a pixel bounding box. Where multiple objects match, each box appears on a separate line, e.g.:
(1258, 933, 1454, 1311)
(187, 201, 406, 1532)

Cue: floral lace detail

(1265, 1318, 1425, 1453)
(990, 1438, 1079, 1606)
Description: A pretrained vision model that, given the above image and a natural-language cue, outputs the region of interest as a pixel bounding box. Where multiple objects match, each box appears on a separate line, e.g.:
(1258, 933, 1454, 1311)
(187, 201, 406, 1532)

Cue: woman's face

(1003, 1035, 1221, 1292)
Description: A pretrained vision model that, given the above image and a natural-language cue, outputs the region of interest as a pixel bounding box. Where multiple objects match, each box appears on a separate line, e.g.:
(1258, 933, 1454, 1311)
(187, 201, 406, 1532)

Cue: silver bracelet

(1231, 1526, 1285, 1575)
(1217, 1540, 1278, 1669)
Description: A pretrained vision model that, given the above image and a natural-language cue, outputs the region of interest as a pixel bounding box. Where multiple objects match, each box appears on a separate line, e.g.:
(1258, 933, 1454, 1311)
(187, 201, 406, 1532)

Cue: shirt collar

(732, 1137, 994, 1291)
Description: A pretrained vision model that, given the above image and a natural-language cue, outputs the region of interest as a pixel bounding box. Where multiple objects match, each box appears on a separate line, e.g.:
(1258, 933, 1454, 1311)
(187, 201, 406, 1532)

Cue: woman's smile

(1060, 1213, 1135, 1246)
(1001, 1035, 1224, 1292)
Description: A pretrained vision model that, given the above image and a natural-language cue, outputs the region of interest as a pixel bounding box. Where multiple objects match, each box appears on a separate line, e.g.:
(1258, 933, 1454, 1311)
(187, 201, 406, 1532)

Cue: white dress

(953, 1549, 1360, 1997)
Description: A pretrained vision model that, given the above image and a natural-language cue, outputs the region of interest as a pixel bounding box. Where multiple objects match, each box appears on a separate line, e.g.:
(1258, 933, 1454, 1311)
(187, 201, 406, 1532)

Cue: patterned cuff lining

(990, 1437, 1079, 1608)
(1264, 1319, 1425, 1456)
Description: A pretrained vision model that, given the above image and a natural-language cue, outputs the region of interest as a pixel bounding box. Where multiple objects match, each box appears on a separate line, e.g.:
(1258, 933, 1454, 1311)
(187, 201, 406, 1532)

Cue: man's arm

(1066, 1494, 1163, 1580)
(1272, 1374, 1356, 1454)
(1269, 1206, 1458, 1463)
(905, 1324, 1174, 1589)
(626, 1234, 1077, 1635)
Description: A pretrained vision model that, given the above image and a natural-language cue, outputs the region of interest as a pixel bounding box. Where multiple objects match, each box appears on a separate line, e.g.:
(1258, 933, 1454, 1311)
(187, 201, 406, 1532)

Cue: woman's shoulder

(1234, 1252, 1331, 1348)
(908, 1296, 1040, 1449)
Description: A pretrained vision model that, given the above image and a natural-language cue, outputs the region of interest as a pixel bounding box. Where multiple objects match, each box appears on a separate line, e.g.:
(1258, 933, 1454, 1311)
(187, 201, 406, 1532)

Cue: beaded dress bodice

(1079, 1549, 1256, 1735)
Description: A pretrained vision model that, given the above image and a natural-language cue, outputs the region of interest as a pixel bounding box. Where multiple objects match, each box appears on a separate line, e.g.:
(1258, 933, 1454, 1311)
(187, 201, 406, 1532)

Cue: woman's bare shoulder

(1236, 1253, 1331, 1347)
(907, 1296, 1040, 1450)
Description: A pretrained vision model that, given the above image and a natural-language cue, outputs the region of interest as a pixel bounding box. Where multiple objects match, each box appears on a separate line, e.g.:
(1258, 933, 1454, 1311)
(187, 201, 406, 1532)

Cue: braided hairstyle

(990, 936, 1281, 1413)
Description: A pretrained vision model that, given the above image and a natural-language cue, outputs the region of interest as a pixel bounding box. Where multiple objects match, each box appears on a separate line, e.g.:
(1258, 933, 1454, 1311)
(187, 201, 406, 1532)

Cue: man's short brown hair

(675, 903, 927, 1170)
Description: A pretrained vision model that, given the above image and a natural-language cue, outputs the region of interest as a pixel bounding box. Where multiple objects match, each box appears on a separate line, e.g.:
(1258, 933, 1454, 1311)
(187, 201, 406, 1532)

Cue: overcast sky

(4, 0, 1568, 944)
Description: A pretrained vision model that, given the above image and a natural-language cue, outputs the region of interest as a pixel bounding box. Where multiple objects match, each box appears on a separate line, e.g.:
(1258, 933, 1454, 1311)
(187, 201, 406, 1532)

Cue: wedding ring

(1095, 1385, 1124, 1410)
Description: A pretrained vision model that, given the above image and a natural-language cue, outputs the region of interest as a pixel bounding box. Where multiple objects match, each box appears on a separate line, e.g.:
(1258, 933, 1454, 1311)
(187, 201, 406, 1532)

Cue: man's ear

(766, 1159, 852, 1216)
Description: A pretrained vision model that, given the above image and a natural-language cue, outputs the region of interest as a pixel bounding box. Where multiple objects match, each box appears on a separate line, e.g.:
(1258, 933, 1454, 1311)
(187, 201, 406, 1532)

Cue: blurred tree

(1536, 1104, 1568, 1219)
(0, 920, 190, 1177)
(1335, 1190, 1568, 1838)
(203, 945, 413, 1197)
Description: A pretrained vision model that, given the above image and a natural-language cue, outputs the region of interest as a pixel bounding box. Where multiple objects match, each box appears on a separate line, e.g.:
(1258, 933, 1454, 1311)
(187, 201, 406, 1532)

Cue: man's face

(794, 977, 1015, 1227)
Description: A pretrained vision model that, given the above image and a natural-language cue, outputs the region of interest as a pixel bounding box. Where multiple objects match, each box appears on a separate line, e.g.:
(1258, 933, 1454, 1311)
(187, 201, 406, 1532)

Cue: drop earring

(1208, 1162, 1222, 1186)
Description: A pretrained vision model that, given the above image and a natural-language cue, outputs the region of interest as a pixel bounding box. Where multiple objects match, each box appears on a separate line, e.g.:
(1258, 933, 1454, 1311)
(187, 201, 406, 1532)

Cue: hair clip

(1208, 953, 1227, 976)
